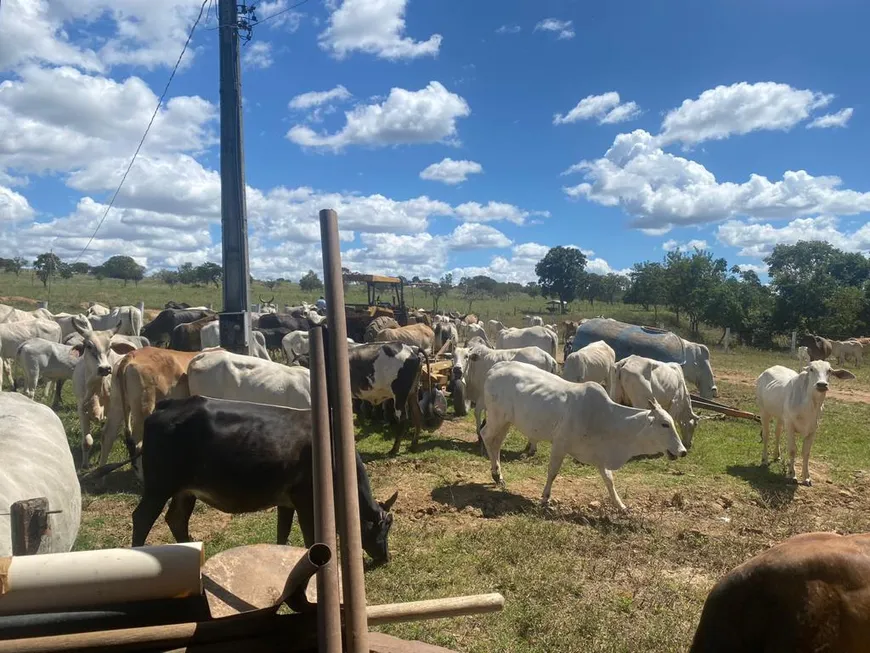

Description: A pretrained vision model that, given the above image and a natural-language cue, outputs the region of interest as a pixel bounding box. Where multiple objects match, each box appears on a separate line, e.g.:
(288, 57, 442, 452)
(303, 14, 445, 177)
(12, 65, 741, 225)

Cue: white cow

(52, 312, 86, 339)
(496, 325, 558, 359)
(0, 304, 53, 323)
(433, 322, 458, 353)
(188, 350, 311, 409)
(831, 340, 863, 367)
(0, 319, 63, 389)
(71, 319, 137, 464)
(480, 361, 686, 511)
(464, 322, 490, 346)
(87, 302, 111, 316)
(563, 341, 616, 391)
(453, 343, 557, 454)
(610, 354, 701, 448)
(756, 361, 855, 486)
(15, 338, 79, 406)
(486, 320, 506, 341)
(199, 321, 271, 360)
(0, 392, 82, 555)
(88, 305, 143, 337)
(281, 330, 356, 365)
(797, 346, 811, 368)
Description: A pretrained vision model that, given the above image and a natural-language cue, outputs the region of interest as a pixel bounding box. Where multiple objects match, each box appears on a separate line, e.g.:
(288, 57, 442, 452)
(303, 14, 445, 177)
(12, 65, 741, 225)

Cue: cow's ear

(832, 369, 857, 380)
(110, 342, 137, 355)
(379, 490, 399, 513)
(70, 344, 84, 357)
(72, 315, 91, 336)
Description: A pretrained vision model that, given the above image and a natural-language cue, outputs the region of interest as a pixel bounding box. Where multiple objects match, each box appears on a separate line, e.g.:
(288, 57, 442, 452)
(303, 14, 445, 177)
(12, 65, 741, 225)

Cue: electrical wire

(206, 0, 310, 31)
(70, 0, 210, 265)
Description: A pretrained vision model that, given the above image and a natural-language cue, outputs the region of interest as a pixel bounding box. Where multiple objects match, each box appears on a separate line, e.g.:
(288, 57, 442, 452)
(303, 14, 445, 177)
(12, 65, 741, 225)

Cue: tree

(263, 279, 279, 291)
(154, 269, 180, 287)
(100, 255, 145, 286)
(625, 262, 667, 319)
(195, 262, 222, 287)
(535, 246, 587, 313)
(1, 256, 27, 276)
(664, 248, 727, 333)
(524, 281, 540, 298)
(70, 262, 91, 275)
(582, 273, 606, 308)
(33, 252, 63, 288)
(457, 275, 497, 313)
(177, 262, 197, 285)
(300, 270, 323, 292)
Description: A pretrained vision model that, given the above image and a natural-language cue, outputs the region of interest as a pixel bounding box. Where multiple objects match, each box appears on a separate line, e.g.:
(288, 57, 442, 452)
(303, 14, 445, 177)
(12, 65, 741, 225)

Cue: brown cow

(690, 531, 870, 653)
(94, 347, 201, 468)
(374, 324, 435, 353)
(169, 313, 219, 351)
(798, 334, 833, 361)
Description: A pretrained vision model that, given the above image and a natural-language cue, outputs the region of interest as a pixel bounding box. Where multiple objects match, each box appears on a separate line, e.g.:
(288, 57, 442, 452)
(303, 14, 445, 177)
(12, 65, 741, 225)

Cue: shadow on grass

(80, 467, 141, 496)
(431, 482, 647, 534)
(726, 463, 797, 507)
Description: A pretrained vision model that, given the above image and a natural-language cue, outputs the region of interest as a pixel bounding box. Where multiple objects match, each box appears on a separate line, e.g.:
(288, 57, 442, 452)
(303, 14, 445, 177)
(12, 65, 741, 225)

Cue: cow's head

(643, 399, 687, 461)
(72, 315, 120, 377)
(802, 360, 855, 395)
(361, 491, 398, 564)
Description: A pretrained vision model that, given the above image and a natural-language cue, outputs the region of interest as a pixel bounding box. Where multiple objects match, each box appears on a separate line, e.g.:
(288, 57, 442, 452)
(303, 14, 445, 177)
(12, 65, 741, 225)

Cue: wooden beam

(10, 498, 50, 556)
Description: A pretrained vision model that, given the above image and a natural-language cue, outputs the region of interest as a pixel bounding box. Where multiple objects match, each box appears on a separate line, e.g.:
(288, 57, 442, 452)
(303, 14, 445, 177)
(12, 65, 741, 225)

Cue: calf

(15, 337, 79, 407)
(496, 325, 558, 358)
(91, 347, 200, 469)
(130, 395, 398, 564)
(464, 322, 489, 346)
(0, 318, 63, 389)
(71, 318, 138, 466)
(563, 341, 616, 391)
(141, 309, 213, 347)
(690, 532, 870, 653)
(611, 354, 701, 448)
(481, 360, 685, 511)
(169, 313, 219, 351)
(486, 319, 505, 341)
(87, 302, 112, 316)
(453, 343, 558, 454)
(374, 323, 435, 353)
(188, 350, 311, 409)
(0, 393, 81, 555)
(799, 334, 833, 362)
(282, 330, 355, 365)
(796, 345, 810, 368)
(831, 339, 863, 367)
(200, 322, 271, 359)
(433, 321, 458, 353)
(756, 361, 855, 485)
(89, 305, 143, 337)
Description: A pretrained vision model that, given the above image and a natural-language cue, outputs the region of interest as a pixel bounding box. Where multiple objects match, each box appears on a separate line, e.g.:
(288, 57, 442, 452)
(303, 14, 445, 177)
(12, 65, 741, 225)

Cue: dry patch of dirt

(0, 295, 39, 307)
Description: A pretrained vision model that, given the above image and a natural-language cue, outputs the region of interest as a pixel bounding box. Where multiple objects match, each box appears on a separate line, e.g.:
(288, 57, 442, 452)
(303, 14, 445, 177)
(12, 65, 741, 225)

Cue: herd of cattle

(0, 300, 868, 649)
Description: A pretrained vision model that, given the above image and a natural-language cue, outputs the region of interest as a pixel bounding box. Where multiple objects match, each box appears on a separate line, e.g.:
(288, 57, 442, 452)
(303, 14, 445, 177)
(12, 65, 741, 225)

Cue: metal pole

(309, 326, 342, 653)
(319, 209, 369, 653)
(217, 0, 251, 355)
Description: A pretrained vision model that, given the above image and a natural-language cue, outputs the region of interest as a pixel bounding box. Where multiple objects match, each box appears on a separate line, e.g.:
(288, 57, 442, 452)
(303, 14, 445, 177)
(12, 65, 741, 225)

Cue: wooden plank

(10, 498, 49, 556)
(690, 396, 759, 421)
(369, 632, 460, 653)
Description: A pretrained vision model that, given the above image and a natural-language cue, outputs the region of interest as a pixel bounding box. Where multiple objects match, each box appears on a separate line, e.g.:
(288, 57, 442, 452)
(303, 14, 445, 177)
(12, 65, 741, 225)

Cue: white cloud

(662, 238, 708, 252)
(453, 201, 548, 226)
(534, 18, 575, 40)
(419, 158, 483, 185)
(344, 232, 448, 280)
(586, 257, 631, 277)
(318, 0, 442, 61)
(0, 185, 35, 223)
(553, 92, 641, 126)
(447, 223, 511, 250)
(286, 82, 470, 151)
(254, 1, 305, 31)
(563, 129, 870, 232)
(242, 42, 274, 69)
(807, 107, 854, 129)
(289, 85, 352, 110)
(716, 216, 870, 259)
(732, 263, 768, 276)
(496, 25, 521, 35)
(658, 81, 833, 147)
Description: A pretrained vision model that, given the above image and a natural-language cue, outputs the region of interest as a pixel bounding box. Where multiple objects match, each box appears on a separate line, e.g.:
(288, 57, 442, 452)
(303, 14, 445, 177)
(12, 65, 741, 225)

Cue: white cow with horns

(480, 361, 686, 511)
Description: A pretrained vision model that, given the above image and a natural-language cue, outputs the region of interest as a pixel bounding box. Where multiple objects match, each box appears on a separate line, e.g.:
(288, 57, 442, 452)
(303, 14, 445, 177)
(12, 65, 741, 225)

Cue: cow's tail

(132, 306, 143, 336)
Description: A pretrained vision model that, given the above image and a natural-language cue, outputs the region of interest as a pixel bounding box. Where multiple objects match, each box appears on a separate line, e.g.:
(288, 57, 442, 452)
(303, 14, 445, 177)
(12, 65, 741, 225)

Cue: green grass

(8, 274, 870, 651)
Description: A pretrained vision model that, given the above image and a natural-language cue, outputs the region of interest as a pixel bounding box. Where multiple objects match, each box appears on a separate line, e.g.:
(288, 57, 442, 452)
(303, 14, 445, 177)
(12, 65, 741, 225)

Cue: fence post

(791, 331, 797, 353)
(11, 497, 50, 556)
(136, 301, 145, 314)
(723, 327, 731, 353)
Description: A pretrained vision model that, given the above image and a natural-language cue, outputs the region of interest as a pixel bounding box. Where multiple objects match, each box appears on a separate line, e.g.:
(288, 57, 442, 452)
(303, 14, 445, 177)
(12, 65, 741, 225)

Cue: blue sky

(1, 0, 869, 283)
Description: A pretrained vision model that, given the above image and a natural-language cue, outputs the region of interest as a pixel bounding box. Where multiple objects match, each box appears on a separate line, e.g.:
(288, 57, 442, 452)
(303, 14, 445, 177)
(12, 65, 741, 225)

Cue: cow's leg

(772, 418, 783, 462)
(52, 379, 65, 409)
(785, 424, 798, 482)
(292, 500, 316, 548)
(277, 506, 297, 545)
(540, 446, 565, 506)
(78, 407, 94, 469)
(523, 440, 538, 458)
(164, 493, 197, 543)
(598, 466, 627, 512)
(406, 391, 425, 452)
(481, 418, 510, 487)
(760, 413, 771, 465)
(132, 493, 169, 547)
(800, 430, 815, 486)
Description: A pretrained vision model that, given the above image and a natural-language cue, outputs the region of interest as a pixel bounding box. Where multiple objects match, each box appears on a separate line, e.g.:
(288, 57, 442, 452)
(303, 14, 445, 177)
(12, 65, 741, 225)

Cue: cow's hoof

(801, 479, 813, 487)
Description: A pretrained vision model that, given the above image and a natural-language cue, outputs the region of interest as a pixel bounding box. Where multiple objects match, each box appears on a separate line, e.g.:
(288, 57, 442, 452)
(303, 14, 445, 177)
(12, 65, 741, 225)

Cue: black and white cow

(130, 395, 398, 563)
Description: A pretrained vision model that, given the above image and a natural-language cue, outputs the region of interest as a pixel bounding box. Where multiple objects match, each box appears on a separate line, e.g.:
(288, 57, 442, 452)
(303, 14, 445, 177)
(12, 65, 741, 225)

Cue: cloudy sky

(1, 0, 868, 283)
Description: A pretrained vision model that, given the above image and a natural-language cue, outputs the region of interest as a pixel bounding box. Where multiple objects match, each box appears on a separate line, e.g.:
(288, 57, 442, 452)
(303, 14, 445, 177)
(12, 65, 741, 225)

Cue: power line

(70, 0, 210, 265)
(256, 0, 309, 26)
(206, 0, 310, 32)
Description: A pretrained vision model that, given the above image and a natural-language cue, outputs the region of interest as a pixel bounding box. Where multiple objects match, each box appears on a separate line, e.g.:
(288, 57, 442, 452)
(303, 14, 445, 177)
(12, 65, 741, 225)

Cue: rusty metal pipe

(277, 543, 332, 615)
(308, 326, 342, 653)
(319, 208, 369, 653)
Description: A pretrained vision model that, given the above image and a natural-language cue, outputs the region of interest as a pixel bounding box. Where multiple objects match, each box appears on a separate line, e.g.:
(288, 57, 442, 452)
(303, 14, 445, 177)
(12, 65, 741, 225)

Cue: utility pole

(218, 0, 252, 354)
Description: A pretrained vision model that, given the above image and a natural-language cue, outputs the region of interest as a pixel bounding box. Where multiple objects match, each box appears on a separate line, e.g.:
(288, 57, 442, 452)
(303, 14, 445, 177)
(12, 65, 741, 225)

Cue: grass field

(5, 275, 870, 652)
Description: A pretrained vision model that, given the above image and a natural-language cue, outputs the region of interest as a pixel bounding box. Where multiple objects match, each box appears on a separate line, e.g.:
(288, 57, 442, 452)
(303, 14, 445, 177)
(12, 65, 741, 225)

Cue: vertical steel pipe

(319, 209, 369, 653)
(308, 326, 342, 653)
